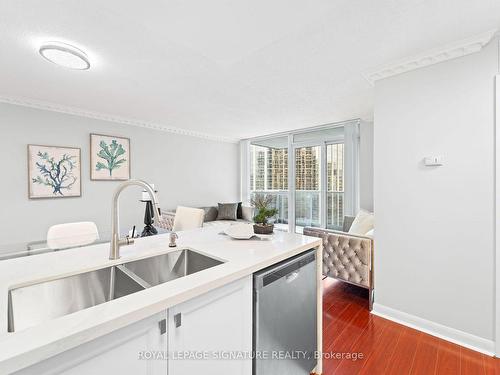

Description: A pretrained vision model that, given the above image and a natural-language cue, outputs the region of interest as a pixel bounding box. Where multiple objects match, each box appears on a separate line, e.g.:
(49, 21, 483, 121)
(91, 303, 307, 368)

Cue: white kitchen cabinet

(167, 275, 252, 375)
(15, 312, 167, 375)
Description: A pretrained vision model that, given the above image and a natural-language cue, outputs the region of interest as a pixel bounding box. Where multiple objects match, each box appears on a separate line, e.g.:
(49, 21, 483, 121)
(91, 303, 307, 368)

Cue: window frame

(243, 120, 359, 233)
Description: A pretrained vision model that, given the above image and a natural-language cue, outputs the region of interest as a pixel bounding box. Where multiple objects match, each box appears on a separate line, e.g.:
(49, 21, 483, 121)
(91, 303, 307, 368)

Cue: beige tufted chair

(158, 211, 176, 231)
(303, 218, 374, 310)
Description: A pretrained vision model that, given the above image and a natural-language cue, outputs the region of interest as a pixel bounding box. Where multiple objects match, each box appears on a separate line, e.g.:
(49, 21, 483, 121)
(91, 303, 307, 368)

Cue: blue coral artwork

(28, 145, 81, 199)
(90, 134, 130, 180)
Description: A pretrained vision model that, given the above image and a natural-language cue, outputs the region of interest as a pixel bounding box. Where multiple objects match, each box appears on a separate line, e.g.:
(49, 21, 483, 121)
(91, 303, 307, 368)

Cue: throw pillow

(217, 203, 238, 221)
(348, 209, 374, 235)
(201, 207, 218, 222)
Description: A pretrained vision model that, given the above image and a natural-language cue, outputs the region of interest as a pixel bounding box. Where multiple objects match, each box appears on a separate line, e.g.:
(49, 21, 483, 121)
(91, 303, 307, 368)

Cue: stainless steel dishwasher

(253, 249, 317, 375)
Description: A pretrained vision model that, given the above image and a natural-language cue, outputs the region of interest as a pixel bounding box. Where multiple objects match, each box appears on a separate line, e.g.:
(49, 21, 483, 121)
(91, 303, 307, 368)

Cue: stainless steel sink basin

(7, 249, 224, 332)
(122, 249, 224, 286)
(8, 265, 146, 332)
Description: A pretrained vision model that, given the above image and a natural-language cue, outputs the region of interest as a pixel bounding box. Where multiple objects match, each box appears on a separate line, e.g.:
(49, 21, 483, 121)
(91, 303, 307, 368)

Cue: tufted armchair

(303, 218, 374, 310)
(158, 211, 175, 231)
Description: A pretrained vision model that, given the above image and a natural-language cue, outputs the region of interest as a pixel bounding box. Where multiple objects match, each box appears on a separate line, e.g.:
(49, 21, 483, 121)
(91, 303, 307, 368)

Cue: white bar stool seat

(47, 222, 100, 250)
(172, 206, 205, 231)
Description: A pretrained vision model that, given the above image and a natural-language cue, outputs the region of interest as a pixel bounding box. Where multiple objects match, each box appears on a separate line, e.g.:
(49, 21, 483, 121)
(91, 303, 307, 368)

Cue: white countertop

(0, 226, 321, 374)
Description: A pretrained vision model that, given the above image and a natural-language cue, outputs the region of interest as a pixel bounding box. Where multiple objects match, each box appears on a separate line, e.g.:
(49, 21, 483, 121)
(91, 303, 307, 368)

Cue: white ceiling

(1, 0, 499, 140)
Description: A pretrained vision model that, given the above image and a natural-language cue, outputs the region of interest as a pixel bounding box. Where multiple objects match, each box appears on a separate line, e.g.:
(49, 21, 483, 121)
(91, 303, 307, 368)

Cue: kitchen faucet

(110, 180, 161, 260)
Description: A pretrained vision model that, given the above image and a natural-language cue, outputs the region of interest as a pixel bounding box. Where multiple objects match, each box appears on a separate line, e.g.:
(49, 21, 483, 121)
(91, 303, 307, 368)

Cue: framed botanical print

(90, 133, 130, 180)
(28, 144, 81, 199)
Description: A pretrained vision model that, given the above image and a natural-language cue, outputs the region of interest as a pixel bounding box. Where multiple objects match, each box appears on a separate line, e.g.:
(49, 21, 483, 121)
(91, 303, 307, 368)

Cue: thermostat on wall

(424, 156, 443, 166)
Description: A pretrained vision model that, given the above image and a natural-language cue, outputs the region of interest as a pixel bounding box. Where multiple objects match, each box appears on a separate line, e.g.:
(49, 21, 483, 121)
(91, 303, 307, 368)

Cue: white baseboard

(372, 303, 495, 356)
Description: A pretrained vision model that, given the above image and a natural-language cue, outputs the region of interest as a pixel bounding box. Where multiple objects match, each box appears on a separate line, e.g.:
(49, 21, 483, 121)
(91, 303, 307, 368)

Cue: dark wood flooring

(321, 278, 500, 374)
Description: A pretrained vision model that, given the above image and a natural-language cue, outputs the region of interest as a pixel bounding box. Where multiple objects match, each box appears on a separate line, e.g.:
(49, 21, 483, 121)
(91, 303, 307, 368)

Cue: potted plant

(251, 194, 278, 235)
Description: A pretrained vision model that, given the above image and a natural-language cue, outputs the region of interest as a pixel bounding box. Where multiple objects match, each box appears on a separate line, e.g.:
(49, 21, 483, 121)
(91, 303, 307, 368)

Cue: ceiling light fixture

(39, 42, 90, 70)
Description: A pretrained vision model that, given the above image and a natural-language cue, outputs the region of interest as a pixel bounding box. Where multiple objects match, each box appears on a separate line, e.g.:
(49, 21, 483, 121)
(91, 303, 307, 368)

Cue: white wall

(360, 121, 374, 211)
(0, 103, 239, 245)
(374, 40, 498, 349)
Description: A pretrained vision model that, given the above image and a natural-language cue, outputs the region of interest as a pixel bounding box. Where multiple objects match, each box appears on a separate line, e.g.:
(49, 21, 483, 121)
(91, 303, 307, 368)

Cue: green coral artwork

(95, 139, 127, 176)
(91, 134, 130, 180)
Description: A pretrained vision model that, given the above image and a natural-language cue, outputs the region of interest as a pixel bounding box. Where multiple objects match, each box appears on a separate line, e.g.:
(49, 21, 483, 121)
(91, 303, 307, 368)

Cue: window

(294, 146, 321, 229)
(243, 121, 359, 233)
(326, 143, 344, 229)
(249, 136, 289, 226)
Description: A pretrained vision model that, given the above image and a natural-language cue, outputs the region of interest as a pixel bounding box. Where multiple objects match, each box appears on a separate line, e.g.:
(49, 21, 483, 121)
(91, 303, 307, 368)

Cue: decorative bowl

(224, 223, 255, 239)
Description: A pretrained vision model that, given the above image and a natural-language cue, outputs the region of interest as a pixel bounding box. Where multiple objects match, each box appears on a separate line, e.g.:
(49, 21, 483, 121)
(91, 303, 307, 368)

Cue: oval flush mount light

(39, 42, 90, 70)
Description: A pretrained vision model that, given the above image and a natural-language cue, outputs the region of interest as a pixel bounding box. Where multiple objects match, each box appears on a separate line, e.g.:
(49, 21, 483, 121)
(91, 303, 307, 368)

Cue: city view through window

(250, 142, 344, 230)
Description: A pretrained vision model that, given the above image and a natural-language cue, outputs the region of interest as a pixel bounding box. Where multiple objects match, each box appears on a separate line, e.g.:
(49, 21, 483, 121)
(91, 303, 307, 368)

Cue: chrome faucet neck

(110, 180, 161, 260)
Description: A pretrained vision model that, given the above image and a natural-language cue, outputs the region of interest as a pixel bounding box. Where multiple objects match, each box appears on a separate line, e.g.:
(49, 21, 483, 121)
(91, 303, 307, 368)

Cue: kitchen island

(0, 227, 322, 374)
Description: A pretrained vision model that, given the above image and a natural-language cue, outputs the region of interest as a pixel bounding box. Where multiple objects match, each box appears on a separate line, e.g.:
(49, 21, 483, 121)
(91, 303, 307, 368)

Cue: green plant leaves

(95, 161, 107, 171)
(251, 194, 278, 224)
(95, 139, 127, 176)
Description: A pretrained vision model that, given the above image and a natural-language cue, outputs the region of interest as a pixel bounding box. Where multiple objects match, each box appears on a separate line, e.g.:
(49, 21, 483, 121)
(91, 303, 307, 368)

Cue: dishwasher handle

(285, 271, 299, 283)
(254, 249, 316, 290)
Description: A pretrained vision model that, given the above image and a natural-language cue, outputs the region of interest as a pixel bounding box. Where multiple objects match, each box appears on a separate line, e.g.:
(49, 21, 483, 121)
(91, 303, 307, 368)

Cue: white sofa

(159, 205, 254, 232)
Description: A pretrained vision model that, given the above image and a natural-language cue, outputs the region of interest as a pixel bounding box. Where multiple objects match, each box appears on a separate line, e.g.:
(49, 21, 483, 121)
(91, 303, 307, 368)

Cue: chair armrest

(304, 226, 372, 241)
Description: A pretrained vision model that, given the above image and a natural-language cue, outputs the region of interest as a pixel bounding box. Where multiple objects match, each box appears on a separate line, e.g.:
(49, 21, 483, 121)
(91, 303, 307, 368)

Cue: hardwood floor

(321, 278, 500, 374)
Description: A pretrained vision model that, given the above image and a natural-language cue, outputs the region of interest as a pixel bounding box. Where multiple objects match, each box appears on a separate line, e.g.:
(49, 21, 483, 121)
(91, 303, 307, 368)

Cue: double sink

(7, 249, 224, 332)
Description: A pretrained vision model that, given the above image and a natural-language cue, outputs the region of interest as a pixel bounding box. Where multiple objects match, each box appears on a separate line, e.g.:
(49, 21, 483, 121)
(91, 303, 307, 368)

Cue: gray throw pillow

(201, 206, 218, 222)
(217, 203, 238, 221)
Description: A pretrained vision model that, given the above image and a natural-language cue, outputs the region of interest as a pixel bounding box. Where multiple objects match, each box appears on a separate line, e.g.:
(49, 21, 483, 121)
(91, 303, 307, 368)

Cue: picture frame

(90, 133, 131, 181)
(28, 144, 82, 199)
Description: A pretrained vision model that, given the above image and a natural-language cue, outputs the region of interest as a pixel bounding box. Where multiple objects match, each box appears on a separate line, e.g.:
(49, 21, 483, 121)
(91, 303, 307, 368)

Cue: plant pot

(253, 223, 274, 235)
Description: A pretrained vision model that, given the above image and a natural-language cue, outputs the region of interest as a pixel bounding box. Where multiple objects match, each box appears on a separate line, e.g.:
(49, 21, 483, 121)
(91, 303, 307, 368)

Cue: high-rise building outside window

(246, 121, 358, 232)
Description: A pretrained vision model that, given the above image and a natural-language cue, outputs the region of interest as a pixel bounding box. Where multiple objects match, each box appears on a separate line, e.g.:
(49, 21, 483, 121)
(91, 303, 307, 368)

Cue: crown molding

(0, 96, 240, 144)
(363, 29, 498, 85)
